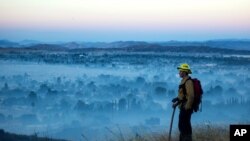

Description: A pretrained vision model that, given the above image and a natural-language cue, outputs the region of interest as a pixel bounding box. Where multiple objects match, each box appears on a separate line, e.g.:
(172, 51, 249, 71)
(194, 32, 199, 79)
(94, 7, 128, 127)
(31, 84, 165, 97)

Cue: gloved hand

(172, 97, 179, 103)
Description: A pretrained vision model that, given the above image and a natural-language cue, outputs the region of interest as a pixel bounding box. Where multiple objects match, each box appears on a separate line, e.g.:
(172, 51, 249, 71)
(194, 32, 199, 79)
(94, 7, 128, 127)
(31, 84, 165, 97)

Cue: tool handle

(168, 106, 176, 141)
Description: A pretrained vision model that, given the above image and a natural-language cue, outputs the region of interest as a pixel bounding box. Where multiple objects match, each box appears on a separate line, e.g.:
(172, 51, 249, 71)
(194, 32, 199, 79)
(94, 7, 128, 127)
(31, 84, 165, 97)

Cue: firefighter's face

(179, 70, 187, 78)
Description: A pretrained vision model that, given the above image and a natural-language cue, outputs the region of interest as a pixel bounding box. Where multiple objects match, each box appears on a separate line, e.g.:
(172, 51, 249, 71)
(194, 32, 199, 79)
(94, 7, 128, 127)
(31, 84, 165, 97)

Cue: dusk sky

(1, 0, 250, 42)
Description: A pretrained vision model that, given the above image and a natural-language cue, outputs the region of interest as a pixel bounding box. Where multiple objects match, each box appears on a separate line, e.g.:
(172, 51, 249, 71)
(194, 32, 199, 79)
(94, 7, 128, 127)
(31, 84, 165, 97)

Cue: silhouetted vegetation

(0, 129, 68, 141)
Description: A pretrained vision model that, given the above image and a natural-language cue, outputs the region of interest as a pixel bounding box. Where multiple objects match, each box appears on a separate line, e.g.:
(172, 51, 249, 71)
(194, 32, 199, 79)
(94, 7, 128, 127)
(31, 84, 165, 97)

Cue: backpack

(180, 77, 203, 112)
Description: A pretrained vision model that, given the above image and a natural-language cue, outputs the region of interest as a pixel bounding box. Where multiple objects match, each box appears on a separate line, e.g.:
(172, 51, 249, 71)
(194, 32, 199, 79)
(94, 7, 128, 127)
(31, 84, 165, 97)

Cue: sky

(0, 0, 250, 42)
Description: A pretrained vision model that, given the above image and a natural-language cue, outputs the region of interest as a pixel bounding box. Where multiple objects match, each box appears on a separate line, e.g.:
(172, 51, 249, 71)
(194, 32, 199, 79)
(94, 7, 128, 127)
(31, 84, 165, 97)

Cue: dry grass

(192, 124, 229, 141)
(107, 124, 229, 141)
(0, 124, 230, 141)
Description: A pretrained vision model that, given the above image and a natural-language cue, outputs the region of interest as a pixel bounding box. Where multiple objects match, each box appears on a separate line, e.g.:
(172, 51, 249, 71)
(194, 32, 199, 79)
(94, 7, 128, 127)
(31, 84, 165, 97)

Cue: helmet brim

(177, 67, 192, 74)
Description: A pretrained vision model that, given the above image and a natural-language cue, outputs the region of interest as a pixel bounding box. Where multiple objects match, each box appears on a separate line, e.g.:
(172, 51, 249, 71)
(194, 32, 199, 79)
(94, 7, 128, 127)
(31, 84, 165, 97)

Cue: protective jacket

(178, 76, 194, 110)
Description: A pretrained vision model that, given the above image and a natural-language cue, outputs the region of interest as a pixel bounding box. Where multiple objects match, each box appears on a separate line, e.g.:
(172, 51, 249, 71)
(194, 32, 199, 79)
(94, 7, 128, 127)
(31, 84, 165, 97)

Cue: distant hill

(0, 39, 250, 50)
(1, 43, 250, 55)
(26, 44, 67, 51)
(0, 40, 19, 47)
(155, 39, 250, 50)
(205, 39, 250, 50)
(61, 41, 149, 48)
(19, 39, 41, 46)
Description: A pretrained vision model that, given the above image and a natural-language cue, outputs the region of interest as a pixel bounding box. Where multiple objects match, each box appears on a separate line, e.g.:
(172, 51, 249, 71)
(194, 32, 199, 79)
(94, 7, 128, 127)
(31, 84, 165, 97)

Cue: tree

(28, 91, 37, 107)
(28, 91, 37, 101)
(2, 82, 9, 91)
(118, 98, 127, 111)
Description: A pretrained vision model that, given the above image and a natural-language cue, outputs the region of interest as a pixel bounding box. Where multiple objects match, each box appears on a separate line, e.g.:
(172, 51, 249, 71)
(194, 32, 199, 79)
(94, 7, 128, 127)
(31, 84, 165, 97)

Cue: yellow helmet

(177, 63, 192, 74)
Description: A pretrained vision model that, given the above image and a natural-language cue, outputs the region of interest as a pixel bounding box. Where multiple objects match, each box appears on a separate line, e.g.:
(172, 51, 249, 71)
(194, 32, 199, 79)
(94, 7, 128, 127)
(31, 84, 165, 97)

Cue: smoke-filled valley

(0, 46, 250, 140)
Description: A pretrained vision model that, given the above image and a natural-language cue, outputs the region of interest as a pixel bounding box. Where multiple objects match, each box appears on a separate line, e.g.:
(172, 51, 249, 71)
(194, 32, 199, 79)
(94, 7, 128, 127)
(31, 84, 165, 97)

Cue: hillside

(1, 43, 250, 54)
(0, 125, 230, 141)
(0, 129, 68, 141)
(1, 39, 250, 50)
(107, 125, 229, 141)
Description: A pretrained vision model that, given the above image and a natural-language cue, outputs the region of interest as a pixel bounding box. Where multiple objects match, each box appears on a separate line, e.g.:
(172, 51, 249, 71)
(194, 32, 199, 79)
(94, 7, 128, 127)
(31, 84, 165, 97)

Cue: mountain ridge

(0, 39, 250, 51)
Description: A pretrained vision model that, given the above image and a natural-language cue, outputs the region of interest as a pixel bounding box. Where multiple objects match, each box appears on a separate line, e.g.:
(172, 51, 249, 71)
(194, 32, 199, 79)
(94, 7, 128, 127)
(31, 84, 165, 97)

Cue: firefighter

(172, 63, 194, 141)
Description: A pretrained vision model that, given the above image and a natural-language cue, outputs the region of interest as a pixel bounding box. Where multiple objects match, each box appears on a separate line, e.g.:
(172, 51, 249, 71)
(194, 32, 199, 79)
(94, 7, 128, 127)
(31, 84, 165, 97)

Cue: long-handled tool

(168, 106, 176, 141)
